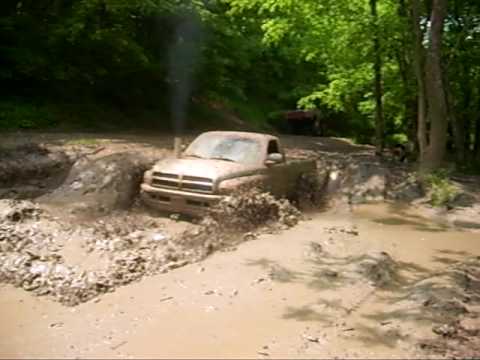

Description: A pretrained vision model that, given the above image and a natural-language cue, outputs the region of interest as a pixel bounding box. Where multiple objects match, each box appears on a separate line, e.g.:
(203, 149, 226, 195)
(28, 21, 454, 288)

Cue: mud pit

(1, 204, 479, 359)
(0, 139, 303, 307)
(0, 190, 301, 306)
(1, 132, 480, 359)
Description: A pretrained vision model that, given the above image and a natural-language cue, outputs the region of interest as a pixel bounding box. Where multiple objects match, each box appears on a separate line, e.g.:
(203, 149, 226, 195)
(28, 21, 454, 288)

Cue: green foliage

(0, 0, 316, 131)
(226, 0, 416, 145)
(422, 170, 459, 208)
(0, 0, 479, 169)
(0, 100, 57, 129)
(386, 133, 408, 146)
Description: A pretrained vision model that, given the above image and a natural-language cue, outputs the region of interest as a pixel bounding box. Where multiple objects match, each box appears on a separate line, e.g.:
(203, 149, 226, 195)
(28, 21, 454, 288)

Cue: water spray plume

(167, 10, 203, 157)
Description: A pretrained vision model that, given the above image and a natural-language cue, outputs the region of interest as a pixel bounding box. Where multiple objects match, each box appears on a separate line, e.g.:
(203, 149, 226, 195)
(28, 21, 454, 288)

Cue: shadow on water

(307, 269, 347, 290)
(355, 202, 476, 234)
(373, 216, 449, 233)
(351, 323, 412, 348)
(362, 255, 480, 325)
(453, 220, 480, 230)
(245, 258, 305, 284)
(437, 249, 470, 256)
(282, 305, 334, 323)
(370, 204, 451, 233)
(384, 203, 480, 233)
(246, 243, 480, 346)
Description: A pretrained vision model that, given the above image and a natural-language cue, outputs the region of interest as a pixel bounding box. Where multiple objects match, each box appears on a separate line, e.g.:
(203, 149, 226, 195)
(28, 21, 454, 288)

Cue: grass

(0, 99, 57, 130)
(0, 94, 274, 133)
(65, 138, 101, 146)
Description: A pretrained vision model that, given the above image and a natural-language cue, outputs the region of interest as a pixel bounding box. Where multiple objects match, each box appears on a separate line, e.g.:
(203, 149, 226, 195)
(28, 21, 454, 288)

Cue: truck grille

(152, 172, 214, 193)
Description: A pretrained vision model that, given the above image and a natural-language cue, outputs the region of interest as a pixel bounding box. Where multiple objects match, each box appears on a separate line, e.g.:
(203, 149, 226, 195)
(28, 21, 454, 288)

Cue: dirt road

(1, 203, 479, 359)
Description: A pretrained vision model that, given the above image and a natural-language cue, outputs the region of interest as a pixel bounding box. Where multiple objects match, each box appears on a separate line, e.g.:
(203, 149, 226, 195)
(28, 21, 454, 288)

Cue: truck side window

(267, 140, 280, 154)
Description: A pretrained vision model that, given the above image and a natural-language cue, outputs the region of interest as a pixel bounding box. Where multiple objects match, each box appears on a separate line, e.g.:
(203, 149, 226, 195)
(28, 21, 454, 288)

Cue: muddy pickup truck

(140, 131, 317, 216)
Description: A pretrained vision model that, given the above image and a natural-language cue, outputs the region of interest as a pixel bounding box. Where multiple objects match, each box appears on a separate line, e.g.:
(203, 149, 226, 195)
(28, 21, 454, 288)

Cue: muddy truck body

(140, 131, 317, 216)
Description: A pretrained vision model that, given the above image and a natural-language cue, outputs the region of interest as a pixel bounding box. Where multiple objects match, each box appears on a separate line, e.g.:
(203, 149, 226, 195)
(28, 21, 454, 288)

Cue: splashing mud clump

(211, 189, 301, 231)
(0, 199, 184, 305)
(0, 190, 302, 306)
(0, 199, 43, 222)
(176, 189, 301, 256)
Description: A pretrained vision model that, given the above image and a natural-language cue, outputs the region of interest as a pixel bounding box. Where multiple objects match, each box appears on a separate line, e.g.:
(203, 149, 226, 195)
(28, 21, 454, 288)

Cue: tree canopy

(1, 0, 480, 170)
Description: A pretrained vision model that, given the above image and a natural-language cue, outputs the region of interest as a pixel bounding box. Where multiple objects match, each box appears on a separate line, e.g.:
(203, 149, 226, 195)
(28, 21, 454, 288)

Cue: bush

(0, 100, 57, 130)
(423, 170, 459, 208)
(385, 133, 408, 147)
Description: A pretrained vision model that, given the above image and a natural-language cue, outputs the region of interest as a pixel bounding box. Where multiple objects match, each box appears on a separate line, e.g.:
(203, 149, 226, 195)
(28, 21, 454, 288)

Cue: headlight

(143, 170, 153, 184)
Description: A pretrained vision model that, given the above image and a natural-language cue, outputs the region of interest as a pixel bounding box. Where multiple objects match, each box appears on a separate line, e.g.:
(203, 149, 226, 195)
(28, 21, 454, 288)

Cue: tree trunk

(460, 77, 471, 162)
(446, 75, 465, 164)
(408, 98, 419, 155)
(464, 111, 472, 160)
(370, 0, 384, 155)
(412, 0, 428, 162)
(449, 0, 471, 165)
(422, 0, 449, 170)
(398, 0, 417, 154)
(475, 112, 480, 162)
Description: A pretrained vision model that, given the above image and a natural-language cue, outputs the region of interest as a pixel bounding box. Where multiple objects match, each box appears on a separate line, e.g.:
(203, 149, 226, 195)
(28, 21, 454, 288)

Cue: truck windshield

(185, 135, 262, 165)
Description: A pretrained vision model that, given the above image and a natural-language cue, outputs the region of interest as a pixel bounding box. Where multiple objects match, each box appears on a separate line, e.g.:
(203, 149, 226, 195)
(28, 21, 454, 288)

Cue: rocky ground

(0, 131, 479, 359)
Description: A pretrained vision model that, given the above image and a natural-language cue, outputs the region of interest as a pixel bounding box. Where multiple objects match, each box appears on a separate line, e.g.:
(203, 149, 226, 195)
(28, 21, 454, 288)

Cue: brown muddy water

(352, 203, 479, 265)
(1, 203, 479, 359)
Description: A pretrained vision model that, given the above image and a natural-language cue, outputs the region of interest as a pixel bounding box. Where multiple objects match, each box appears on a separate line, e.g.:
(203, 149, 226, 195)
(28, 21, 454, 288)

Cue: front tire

(291, 173, 320, 209)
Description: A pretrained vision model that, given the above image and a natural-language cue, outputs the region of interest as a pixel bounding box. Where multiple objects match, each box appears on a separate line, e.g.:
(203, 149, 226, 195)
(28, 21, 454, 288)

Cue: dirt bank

(0, 189, 301, 306)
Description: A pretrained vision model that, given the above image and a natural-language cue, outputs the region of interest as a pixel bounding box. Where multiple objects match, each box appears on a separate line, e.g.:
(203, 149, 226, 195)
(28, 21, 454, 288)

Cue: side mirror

(265, 153, 283, 166)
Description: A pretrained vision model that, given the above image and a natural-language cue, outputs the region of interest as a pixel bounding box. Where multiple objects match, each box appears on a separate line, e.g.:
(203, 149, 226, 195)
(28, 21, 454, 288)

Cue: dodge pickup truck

(140, 131, 317, 216)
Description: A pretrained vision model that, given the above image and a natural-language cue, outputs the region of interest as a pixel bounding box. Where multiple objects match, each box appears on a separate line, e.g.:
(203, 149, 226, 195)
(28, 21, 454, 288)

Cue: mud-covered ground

(1, 131, 480, 359)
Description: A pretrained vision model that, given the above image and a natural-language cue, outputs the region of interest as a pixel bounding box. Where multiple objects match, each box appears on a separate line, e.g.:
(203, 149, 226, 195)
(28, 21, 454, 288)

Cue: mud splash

(0, 190, 301, 306)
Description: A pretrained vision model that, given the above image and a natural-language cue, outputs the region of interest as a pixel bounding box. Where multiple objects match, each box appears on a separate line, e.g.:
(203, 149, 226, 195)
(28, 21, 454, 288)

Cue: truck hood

(152, 157, 259, 181)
